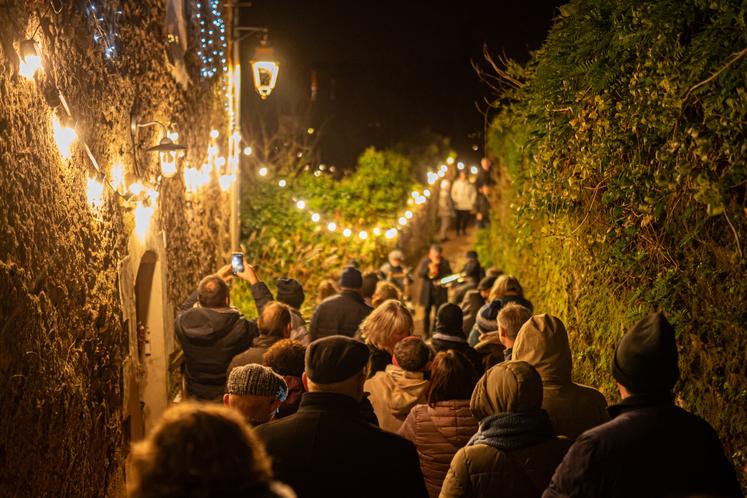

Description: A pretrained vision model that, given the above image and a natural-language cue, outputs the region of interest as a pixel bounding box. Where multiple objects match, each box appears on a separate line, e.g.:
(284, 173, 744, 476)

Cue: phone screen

(231, 253, 244, 275)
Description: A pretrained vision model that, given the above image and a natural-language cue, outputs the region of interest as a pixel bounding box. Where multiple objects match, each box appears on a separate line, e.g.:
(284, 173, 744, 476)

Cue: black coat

(255, 392, 429, 498)
(417, 257, 452, 307)
(309, 290, 372, 341)
(227, 334, 284, 373)
(543, 393, 742, 498)
(175, 282, 271, 401)
(460, 289, 486, 335)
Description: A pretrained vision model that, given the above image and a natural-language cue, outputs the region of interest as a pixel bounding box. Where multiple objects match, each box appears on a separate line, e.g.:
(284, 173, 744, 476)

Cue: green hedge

(477, 0, 746, 482)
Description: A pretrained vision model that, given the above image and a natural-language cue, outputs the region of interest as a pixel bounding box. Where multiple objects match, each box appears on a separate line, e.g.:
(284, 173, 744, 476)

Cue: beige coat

(512, 314, 609, 439)
(364, 364, 429, 433)
(439, 362, 571, 498)
(398, 400, 478, 498)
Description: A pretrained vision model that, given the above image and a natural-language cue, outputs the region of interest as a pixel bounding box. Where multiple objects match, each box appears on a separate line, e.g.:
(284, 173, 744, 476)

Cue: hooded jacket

(439, 362, 571, 498)
(512, 315, 608, 439)
(175, 292, 261, 401)
(309, 290, 373, 341)
(398, 400, 478, 498)
(364, 364, 430, 433)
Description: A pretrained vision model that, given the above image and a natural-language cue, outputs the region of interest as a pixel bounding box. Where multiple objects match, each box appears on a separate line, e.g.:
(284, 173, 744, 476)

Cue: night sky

(239, 0, 565, 168)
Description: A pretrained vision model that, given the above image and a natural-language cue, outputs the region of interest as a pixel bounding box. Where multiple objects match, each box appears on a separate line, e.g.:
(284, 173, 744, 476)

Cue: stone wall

(0, 1, 232, 495)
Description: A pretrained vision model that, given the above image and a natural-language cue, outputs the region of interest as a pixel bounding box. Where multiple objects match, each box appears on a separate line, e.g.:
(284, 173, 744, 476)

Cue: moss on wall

(0, 1, 230, 495)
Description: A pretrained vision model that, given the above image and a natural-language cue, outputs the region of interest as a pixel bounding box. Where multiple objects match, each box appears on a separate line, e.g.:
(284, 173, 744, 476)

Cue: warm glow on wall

(18, 40, 41, 79)
(134, 202, 154, 241)
(110, 163, 125, 195)
(51, 115, 77, 160)
(86, 176, 105, 209)
(218, 174, 234, 192)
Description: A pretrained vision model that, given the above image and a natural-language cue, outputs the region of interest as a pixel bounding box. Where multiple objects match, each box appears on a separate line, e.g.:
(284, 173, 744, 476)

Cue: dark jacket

(309, 290, 373, 341)
(418, 257, 452, 307)
(227, 334, 284, 373)
(175, 283, 271, 401)
(543, 393, 743, 498)
(430, 338, 485, 376)
(367, 344, 392, 379)
(255, 392, 429, 498)
(459, 290, 485, 335)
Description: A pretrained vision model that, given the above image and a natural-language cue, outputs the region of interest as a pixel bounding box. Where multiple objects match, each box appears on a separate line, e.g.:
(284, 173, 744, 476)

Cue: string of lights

(195, 0, 228, 79)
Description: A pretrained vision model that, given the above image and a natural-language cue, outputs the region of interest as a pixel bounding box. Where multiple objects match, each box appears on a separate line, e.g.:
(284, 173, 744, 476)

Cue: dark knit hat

(226, 364, 288, 401)
(339, 266, 363, 289)
(612, 313, 679, 393)
(305, 335, 370, 384)
(477, 275, 498, 291)
(276, 277, 305, 310)
(435, 303, 465, 337)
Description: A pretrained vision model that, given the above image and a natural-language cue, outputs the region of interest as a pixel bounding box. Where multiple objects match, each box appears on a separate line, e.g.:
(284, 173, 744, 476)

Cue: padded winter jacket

(364, 365, 429, 433)
(512, 315, 609, 439)
(399, 400, 478, 498)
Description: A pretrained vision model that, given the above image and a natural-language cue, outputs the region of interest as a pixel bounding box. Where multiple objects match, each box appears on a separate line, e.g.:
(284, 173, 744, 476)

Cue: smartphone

(231, 252, 244, 276)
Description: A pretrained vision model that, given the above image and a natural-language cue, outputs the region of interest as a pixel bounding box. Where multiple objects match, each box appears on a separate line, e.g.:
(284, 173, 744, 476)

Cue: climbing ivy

(477, 0, 746, 482)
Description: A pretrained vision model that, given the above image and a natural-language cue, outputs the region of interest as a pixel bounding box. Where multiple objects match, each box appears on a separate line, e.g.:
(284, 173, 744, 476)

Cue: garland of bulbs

(17, 1, 241, 241)
(252, 157, 461, 242)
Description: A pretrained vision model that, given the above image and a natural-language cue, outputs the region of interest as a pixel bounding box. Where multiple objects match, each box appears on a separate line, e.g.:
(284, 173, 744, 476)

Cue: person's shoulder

(571, 382, 607, 403)
(255, 412, 303, 437)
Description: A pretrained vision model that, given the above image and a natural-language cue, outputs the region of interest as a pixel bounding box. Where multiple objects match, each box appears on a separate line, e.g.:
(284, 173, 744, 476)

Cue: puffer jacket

(439, 362, 571, 498)
(399, 400, 478, 498)
(364, 364, 429, 433)
(512, 314, 609, 439)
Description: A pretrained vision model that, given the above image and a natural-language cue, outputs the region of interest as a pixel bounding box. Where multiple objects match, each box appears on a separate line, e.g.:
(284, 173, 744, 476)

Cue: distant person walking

(417, 245, 452, 338)
(450, 170, 476, 236)
(437, 179, 454, 242)
(475, 157, 495, 189)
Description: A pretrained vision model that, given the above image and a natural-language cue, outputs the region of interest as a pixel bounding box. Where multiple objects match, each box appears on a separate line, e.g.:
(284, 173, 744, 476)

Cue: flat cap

(305, 335, 369, 384)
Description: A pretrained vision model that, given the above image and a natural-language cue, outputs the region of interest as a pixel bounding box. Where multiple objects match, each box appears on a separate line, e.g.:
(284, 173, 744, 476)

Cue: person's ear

(223, 393, 231, 407)
(285, 322, 293, 338)
(301, 372, 309, 391)
(269, 399, 282, 417)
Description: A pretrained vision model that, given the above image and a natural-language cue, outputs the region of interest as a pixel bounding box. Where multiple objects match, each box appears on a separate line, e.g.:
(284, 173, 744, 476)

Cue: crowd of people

(130, 231, 743, 497)
(438, 158, 494, 242)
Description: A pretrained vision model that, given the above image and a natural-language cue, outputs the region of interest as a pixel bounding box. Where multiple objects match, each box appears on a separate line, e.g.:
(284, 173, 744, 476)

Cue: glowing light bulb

(405, 210, 413, 219)
(215, 156, 226, 167)
(407, 198, 414, 206)
(385, 228, 397, 239)
(134, 202, 154, 241)
(51, 115, 77, 160)
(278, 179, 287, 188)
(311, 213, 321, 222)
(110, 163, 125, 194)
(427, 172, 438, 185)
(398, 217, 407, 226)
(184, 166, 199, 193)
(411, 191, 419, 199)
(457, 162, 465, 170)
(423, 189, 431, 197)
(210, 129, 219, 139)
(258, 167, 268, 177)
(343, 228, 352, 237)
(446, 157, 455, 165)
(160, 150, 178, 178)
(373, 227, 381, 236)
(416, 196, 426, 205)
(219, 174, 234, 191)
(470, 165, 479, 175)
(296, 200, 306, 210)
(243, 146, 253, 156)
(438, 170, 445, 178)
(327, 222, 337, 232)
(358, 230, 368, 240)
(440, 179, 450, 189)
(167, 131, 179, 141)
(208, 144, 219, 157)
(307, 127, 315, 134)
(231, 131, 241, 142)
(86, 177, 105, 209)
(19, 40, 41, 79)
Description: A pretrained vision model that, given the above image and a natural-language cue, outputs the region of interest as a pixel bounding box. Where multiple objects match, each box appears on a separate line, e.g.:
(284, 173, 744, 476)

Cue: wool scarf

(467, 410, 553, 451)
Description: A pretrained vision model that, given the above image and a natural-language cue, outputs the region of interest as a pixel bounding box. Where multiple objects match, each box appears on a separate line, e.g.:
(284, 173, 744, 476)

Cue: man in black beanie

(275, 277, 309, 344)
(430, 303, 484, 374)
(544, 313, 741, 498)
(309, 266, 373, 341)
(255, 336, 428, 498)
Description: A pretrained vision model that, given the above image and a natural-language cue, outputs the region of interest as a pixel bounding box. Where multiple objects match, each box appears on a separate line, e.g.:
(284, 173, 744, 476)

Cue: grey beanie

(226, 364, 288, 401)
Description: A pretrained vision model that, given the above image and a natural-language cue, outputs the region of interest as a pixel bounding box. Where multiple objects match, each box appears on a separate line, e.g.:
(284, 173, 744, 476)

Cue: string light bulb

(470, 165, 479, 175)
(385, 228, 397, 239)
(296, 200, 306, 209)
(243, 146, 253, 156)
(19, 40, 42, 79)
(311, 213, 320, 223)
(86, 176, 105, 209)
(373, 227, 381, 236)
(398, 217, 407, 226)
(210, 129, 219, 139)
(446, 157, 455, 165)
(358, 230, 368, 240)
(343, 228, 352, 237)
(405, 210, 413, 219)
(278, 179, 287, 188)
(457, 162, 465, 170)
(327, 222, 337, 232)
(51, 115, 77, 160)
(258, 167, 268, 177)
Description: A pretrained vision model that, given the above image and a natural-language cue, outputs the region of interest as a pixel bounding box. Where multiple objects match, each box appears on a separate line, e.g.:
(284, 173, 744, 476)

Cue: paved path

(411, 225, 478, 337)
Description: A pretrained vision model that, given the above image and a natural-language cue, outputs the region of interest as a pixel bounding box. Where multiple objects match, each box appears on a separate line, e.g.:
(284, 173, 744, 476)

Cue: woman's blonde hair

(128, 403, 272, 498)
(358, 299, 413, 352)
(371, 281, 402, 308)
(488, 274, 524, 301)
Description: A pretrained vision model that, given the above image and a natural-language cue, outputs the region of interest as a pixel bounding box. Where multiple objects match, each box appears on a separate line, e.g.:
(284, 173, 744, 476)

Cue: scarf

(468, 410, 554, 451)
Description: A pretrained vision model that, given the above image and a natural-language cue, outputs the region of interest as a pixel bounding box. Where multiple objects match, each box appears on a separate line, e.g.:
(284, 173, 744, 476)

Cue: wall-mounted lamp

(19, 39, 42, 79)
(130, 112, 187, 179)
(251, 35, 279, 99)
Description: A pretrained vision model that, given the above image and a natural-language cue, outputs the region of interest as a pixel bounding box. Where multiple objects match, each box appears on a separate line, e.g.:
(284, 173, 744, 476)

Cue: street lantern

(251, 36, 279, 99)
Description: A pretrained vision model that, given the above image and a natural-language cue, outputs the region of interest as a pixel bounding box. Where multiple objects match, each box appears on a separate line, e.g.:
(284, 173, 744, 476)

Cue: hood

(512, 314, 572, 386)
(470, 361, 544, 420)
(384, 365, 429, 416)
(428, 400, 478, 445)
(177, 306, 241, 344)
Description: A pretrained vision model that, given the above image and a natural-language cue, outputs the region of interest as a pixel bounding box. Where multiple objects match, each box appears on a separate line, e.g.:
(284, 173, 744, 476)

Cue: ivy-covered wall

(478, 0, 746, 484)
(0, 1, 231, 495)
